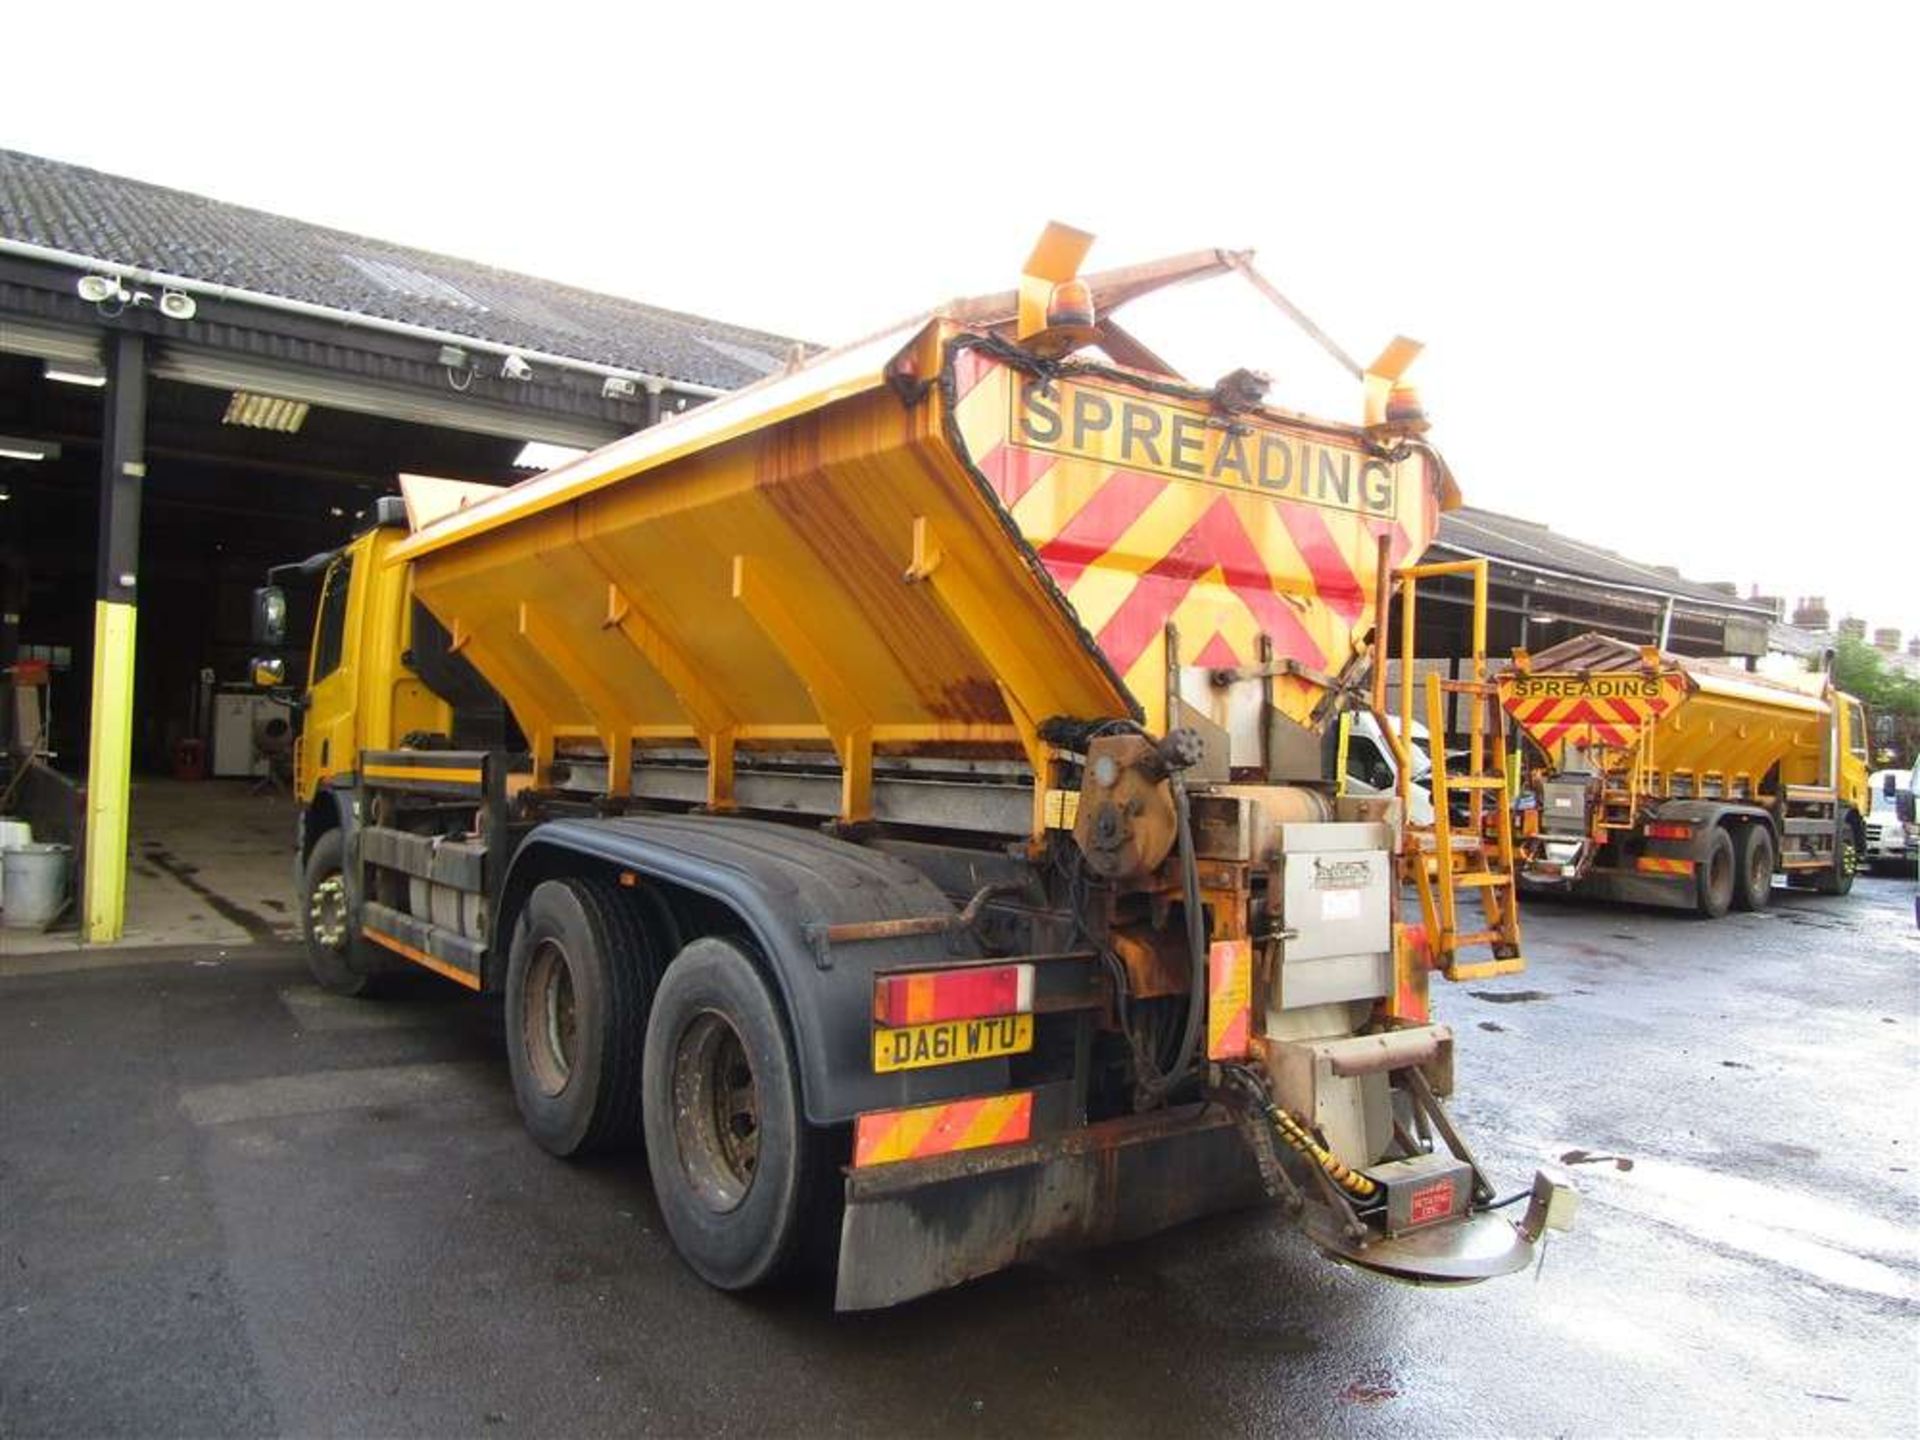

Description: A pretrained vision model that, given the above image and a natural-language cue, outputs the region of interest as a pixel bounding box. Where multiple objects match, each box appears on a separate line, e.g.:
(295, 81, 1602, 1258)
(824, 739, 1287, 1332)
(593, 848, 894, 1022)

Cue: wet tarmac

(3, 874, 1915, 1436)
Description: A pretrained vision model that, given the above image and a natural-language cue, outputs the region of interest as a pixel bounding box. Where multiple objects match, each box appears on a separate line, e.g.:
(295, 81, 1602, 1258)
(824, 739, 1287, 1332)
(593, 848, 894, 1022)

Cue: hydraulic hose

(1225, 1065, 1378, 1201)
(1158, 772, 1208, 1097)
(1268, 1106, 1379, 1200)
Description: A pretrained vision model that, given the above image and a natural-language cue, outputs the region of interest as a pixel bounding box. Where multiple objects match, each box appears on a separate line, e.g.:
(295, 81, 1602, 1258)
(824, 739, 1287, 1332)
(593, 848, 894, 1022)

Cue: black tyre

(1814, 820, 1860, 896)
(1694, 827, 1736, 919)
(301, 829, 385, 997)
(505, 878, 657, 1157)
(643, 936, 821, 1291)
(1732, 825, 1775, 912)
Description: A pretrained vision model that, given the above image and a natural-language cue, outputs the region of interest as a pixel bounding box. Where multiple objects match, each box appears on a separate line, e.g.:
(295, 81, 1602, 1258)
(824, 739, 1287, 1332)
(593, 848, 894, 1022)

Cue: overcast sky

(7, 3, 1915, 633)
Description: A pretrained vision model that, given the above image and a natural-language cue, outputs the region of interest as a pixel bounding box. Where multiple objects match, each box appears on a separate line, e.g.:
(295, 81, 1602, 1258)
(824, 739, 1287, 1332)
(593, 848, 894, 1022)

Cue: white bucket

(0, 818, 32, 909)
(2, 842, 70, 929)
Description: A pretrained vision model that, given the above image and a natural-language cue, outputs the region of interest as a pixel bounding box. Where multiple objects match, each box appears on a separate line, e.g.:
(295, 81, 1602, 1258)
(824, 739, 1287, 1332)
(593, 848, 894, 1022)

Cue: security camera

(159, 290, 198, 321)
(500, 353, 534, 382)
(601, 375, 638, 400)
(76, 274, 130, 305)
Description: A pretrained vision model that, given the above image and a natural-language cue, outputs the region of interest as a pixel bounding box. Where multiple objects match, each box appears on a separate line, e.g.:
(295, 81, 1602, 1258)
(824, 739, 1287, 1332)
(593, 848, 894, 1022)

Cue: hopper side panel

(407, 381, 1135, 775)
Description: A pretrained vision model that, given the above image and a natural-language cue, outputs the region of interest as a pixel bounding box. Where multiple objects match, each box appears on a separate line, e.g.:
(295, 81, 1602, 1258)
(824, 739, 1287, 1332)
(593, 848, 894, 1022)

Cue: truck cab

(295, 507, 453, 798)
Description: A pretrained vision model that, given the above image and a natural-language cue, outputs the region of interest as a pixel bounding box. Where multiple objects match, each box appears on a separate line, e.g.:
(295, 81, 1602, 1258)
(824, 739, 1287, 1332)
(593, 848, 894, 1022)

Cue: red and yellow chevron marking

(1207, 938, 1253, 1059)
(852, 1091, 1034, 1168)
(950, 356, 1441, 731)
(1635, 856, 1694, 877)
(1502, 673, 1689, 754)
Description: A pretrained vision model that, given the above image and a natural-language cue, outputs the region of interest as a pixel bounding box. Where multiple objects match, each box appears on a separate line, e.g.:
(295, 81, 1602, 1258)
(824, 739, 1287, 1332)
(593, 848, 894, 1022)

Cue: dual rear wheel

(1695, 824, 1775, 918)
(503, 879, 824, 1290)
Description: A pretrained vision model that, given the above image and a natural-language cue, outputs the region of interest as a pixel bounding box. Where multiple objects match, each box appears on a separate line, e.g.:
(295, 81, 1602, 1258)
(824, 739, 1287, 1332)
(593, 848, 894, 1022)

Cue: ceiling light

(44, 358, 108, 388)
(512, 441, 587, 470)
(0, 436, 60, 462)
(159, 290, 197, 321)
(222, 391, 311, 433)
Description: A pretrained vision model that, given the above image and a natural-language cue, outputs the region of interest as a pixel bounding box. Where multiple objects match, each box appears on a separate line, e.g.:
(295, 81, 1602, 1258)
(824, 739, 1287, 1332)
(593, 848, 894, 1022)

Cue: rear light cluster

(1645, 822, 1694, 842)
(873, 964, 1034, 1026)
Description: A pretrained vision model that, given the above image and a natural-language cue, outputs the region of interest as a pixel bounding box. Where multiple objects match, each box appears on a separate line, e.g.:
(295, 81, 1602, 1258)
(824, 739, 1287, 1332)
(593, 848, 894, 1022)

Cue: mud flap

(835, 1104, 1268, 1311)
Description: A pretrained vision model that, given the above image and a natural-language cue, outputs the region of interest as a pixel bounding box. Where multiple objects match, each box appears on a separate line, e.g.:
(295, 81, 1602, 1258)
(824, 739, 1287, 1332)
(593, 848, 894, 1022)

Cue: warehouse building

(0, 148, 797, 941)
(1415, 506, 1776, 660)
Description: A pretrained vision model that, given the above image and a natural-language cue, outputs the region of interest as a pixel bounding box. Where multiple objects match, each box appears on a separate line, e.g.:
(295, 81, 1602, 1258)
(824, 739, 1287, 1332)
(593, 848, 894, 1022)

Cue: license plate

(872, 1014, 1033, 1073)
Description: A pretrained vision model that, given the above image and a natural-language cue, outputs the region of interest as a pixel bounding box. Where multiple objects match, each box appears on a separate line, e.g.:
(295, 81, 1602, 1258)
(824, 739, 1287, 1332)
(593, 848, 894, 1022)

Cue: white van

(1881, 768, 1920, 867)
(1868, 764, 1917, 871)
(1335, 711, 1439, 825)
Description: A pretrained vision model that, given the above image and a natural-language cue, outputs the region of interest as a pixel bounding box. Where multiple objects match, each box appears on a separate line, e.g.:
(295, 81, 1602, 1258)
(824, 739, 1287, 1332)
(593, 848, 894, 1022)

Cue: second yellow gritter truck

(1498, 632, 1870, 917)
(250, 227, 1573, 1308)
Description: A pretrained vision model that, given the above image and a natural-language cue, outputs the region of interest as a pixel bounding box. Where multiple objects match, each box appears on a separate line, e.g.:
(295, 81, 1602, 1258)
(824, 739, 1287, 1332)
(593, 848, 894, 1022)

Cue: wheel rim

(1842, 835, 1860, 879)
(310, 872, 348, 951)
(1748, 842, 1770, 895)
(522, 939, 578, 1098)
(670, 1010, 760, 1213)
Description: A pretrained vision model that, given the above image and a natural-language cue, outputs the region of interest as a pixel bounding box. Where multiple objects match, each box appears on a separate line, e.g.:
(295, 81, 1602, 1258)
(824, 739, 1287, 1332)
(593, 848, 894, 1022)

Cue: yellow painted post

(83, 331, 147, 944)
(83, 600, 137, 941)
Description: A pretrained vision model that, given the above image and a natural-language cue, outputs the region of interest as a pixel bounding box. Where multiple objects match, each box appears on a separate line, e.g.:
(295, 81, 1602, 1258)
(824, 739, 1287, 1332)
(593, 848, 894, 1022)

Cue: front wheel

(642, 937, 823, 1291)
(1694, 827, 1736, 919)
(301, 829, 385, 997)
(1814, 821, 1860, 896)
(1732, 825, 1774, 912)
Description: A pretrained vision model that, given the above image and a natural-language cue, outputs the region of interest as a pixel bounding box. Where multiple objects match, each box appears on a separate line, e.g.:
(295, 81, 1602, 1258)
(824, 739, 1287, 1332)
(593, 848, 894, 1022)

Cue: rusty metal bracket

(810, 881, 1024, 949)
(1404, 1066, 1496, 1204)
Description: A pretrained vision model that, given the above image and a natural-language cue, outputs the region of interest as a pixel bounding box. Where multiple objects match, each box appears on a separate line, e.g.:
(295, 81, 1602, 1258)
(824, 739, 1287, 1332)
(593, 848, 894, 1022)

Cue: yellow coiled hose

(1265, 1103, 1378, 1200)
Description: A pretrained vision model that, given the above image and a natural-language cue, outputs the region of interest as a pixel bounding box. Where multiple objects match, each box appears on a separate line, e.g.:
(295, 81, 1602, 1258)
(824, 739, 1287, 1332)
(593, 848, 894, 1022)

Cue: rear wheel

(1694, 827, 1736, 919)
(505, 878, 656, 1157)
(643, 937, 822, 1291)
(301, 829, 385, 997)
(1732, 825, 1774, 912)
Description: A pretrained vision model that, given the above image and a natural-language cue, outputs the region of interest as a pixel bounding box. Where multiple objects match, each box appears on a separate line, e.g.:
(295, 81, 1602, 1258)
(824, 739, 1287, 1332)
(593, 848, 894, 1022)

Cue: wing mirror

(252, 585, 287, 647)
(251, 657, 286, 689)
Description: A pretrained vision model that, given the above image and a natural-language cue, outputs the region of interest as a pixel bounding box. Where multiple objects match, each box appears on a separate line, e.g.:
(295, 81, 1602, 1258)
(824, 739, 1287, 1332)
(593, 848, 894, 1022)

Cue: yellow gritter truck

(251, 226, 1572, 1308)
(1498, 632, 1870, 917)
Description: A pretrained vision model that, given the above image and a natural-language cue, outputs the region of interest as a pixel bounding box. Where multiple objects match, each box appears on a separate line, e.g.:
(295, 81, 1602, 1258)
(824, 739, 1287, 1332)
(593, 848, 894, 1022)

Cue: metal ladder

(1387, 558, 1525, 982)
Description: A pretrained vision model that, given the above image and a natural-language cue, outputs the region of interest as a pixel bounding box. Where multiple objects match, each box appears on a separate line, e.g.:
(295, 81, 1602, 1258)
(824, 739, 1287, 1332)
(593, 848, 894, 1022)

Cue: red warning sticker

(1409, 1179, 1456, 1225)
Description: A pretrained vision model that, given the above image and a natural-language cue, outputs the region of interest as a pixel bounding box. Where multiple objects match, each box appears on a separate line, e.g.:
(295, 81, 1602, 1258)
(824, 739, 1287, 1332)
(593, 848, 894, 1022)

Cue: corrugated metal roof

(1435, 506, 1774, 615)
(0, 148, 799, 392)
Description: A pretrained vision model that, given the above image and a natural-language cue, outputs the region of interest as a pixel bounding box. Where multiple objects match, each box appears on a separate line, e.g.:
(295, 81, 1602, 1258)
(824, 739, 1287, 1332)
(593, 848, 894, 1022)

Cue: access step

(1445, 956, 1528, 981)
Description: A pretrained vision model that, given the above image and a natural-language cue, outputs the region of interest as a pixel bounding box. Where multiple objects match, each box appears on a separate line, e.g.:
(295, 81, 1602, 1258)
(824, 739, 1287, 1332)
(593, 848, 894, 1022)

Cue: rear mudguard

(503, 814, 1018, 1126)
(836, 1104, 1540, 1309)
(838, 1104, 1267, 1309)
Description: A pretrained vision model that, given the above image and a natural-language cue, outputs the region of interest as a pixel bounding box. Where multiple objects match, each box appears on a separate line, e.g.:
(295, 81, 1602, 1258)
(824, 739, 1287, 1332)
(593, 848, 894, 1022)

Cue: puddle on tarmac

(1469, 989, 1553, 1005)
(1565, 1151, 1916, 1300)
(1337, 1367, 1399, 1406)
(1561, 1148, 1635, 1171)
